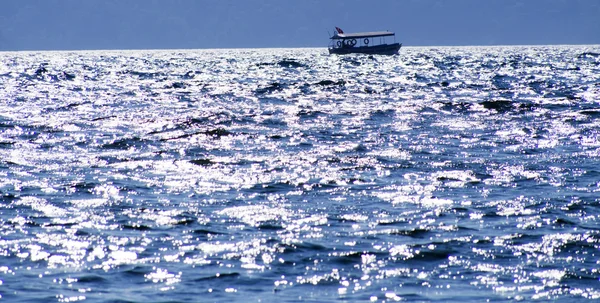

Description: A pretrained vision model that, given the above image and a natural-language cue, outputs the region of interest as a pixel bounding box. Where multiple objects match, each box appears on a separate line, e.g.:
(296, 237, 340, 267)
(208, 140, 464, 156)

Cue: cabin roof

(331, 31, 395, 39)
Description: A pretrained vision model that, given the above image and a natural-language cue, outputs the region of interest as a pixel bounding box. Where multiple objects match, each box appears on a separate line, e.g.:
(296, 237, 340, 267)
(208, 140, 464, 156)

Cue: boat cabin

(328, 28, 402, 55)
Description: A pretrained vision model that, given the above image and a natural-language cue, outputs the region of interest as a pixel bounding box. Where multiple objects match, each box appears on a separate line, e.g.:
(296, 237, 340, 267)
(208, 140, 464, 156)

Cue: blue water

(1, 46, 600, 302)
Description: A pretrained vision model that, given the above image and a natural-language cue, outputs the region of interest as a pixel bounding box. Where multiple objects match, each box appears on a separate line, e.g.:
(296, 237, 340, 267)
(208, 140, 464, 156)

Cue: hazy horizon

(2, 44, 600, 54)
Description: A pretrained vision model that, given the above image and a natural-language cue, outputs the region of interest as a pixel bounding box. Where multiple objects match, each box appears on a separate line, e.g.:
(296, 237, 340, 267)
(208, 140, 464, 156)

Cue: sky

(1, 0, 599, 51)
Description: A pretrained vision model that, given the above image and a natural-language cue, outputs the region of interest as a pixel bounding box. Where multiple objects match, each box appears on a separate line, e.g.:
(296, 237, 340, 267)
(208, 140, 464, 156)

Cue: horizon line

(1, 43, 599, 53)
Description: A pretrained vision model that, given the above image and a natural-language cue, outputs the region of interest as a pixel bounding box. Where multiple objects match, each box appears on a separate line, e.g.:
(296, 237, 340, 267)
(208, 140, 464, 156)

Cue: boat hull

(328, 43, 402, 55)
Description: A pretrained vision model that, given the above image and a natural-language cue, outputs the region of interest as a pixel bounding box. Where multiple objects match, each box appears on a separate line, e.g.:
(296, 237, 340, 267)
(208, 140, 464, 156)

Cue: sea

(1, 45, 600, 302)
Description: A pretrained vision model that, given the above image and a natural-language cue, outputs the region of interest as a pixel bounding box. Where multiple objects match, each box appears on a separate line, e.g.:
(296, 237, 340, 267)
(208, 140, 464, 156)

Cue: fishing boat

(328, 27, 402, 55)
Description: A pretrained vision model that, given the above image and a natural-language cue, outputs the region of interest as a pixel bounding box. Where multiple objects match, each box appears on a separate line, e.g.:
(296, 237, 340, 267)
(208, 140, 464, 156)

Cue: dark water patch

(376, 218, 409, 226)
(123, 265, 153, 277)
(22, 219, 43, 228)
(470, 237, 494, 245)
(102, 136, 149, 149)
(268, 134, 287, 140)
(428, 80, 450, 88)
(55, 101, 91, 111)
(556, 65, 581, 71)
(1, 192, 19, 203)
(255, 82, 289, 94)
(0, 121, 14, 129)
(479, 100, 516, 112)
(296, 109, 326, 119)
(349, 144, 368, 153)
(182, 71, 196, 79)
(390, 228, 432, 238)
(578, 109, 600, 117)
(190, 158, 213, 166)
(504, 55, 526, 69)
(194, 272, 241, 282)
(578, 52, 600, 59)
(246, 181, 298, 194)
(414, 53, 432, 60)
(436, 101, 471, 113)
(527, 80, 554, 94)
(564, 270, 600, 282)
(480, 210, 501, 219)
(34, 63, 48, 76)
(279, 241, 328, 254)
(321, 155, 341, 164)
(515, 102, 537, 112)
(77, 274, 110, 284)
(410, 246, 455, 262)
(257, 223, 284, 231)
(192, 228, 226, 236)
(155, 114, 236, 133)
(164, 81, 187, 89)
(0, 141, 16, 148)
(90, 115, 117, 122)
(96, 298, 139, 303)
(43, 221, 79, 228)
(62, 71, 76, 80)
(256, 59, 305, 68)
(561, 200, 588, 212)
(313, 79, 346, 87)
(460, 82, 487, 90)
(277, 59, 305, 68)
(363, 86, 378, 94)
(204, 127, 232, 138)
(159, 128, 232, 141)
(434, 57, 461, 70)
(491, 74, 517, 90)
(449, 206, 472, 215)
(341, 57, 362, 66)
(185, 146, 209, 158)
(261, 117, 287, 128)
(553, 218, 577, 227)
(121, 223, 152, 231)
(30, 66, 78, 82)
(74, 229, 91, 236)
(173, 217, 196, 226)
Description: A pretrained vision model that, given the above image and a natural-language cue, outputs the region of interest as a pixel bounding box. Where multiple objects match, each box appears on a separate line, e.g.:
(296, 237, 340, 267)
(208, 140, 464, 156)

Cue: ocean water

(1, 45, 600, 302)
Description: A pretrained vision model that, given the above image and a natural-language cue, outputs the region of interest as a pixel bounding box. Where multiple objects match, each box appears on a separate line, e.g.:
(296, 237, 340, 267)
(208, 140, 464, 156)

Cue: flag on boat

(335, 27, 344, 34)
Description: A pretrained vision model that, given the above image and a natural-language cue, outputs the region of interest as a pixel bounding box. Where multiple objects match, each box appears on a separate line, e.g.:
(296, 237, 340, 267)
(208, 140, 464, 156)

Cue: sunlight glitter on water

(1, 45, 600, 302)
